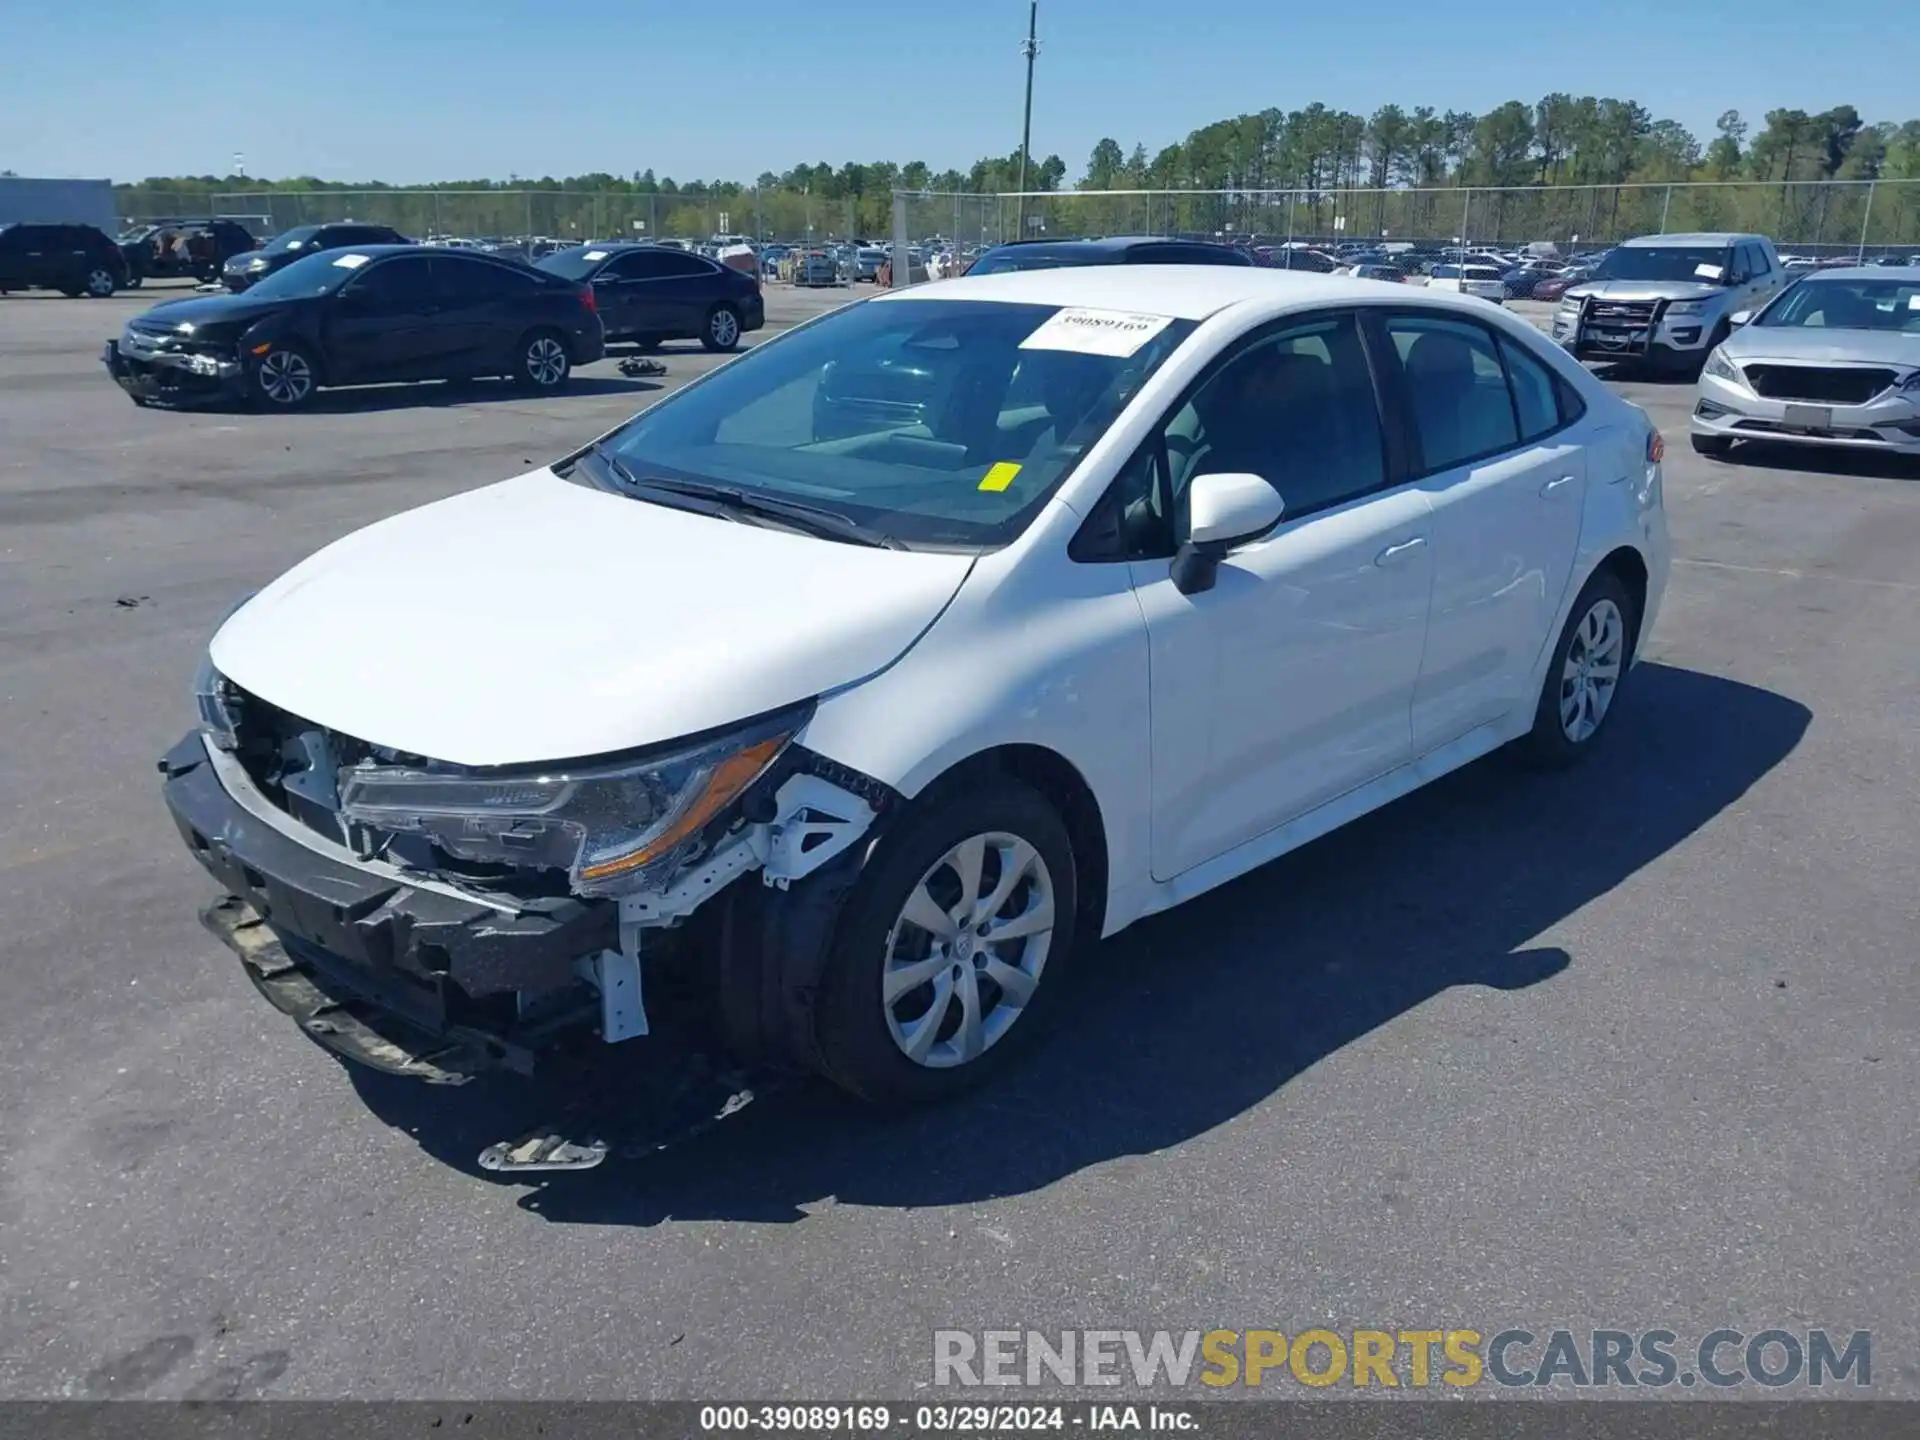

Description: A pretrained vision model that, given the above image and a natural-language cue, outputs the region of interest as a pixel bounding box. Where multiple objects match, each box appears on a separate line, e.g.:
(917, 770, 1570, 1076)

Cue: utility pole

(1015, 1, 1039, 238)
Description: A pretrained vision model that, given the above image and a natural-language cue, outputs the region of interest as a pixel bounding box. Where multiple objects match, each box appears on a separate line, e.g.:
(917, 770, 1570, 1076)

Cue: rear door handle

(1375, 537, 1427, 566)
(1540, 475, 1577, 496)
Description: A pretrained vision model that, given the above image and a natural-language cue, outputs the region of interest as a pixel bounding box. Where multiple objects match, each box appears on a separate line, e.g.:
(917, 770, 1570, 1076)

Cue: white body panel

(1411, 436, 1589, 748)
(1128, 486, 1434, 879)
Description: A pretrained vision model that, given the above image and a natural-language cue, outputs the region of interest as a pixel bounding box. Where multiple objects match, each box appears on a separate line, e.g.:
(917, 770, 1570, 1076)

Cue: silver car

(1691, 265, 1920, 458)
(1552, 232, 1785, 374)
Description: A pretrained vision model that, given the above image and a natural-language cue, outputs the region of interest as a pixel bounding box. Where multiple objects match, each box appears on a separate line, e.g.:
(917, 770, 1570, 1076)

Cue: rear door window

(1382, 313, 1521, 471)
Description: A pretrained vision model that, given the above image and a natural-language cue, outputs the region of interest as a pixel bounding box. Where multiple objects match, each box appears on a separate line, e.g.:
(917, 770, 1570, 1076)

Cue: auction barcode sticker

(1021, 307, 1175, 357)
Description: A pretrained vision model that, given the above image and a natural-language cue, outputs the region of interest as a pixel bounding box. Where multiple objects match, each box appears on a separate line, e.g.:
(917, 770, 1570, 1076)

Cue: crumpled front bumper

(160, 732, 616, 1078)
(104, 338, 245, 408)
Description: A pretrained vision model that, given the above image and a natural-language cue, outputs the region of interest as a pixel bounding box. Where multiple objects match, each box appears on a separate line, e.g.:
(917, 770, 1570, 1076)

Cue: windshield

(587, 297, 1196, 548)
(1591, 245, 1731, 283)
(537, 246, 614, 281)
(265, 226, 323, 254)
(1757, 277, 1920, 331)
(236, 248, 364, 300)
(967, 249, 1107, 276)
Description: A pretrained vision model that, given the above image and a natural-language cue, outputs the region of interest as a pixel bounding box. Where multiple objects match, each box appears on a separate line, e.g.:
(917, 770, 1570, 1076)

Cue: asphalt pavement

(0, 284, 1914, 1401)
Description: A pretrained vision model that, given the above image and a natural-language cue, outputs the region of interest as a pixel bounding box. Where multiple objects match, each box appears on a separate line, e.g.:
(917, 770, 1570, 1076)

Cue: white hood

(211, 469, 976, 766)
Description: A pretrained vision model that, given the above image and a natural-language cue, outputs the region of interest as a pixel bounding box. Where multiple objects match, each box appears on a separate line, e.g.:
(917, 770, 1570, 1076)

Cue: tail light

(1646, 429, 1665, 464)
(579, 285, 597, 314)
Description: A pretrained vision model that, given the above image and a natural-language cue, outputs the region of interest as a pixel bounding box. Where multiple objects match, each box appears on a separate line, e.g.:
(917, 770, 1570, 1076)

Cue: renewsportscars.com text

(932, 1328, 1871, 1390)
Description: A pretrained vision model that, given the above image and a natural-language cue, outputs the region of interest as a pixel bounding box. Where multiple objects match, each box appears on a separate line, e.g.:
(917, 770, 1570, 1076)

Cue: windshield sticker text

(1694, 263, 1724, 280)
(1021, 308, 1175, 358)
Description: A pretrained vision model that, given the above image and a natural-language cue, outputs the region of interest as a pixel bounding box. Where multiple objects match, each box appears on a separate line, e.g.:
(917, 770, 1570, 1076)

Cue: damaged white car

(162, 265, 1669, 1127)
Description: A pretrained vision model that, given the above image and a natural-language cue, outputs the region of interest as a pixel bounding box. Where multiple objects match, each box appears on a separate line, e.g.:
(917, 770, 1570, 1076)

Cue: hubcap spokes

(260, 352, 311, 403)
(528, 338, 566, 384)
(1559, 598, 1625, 742)
(884, 832, 1055, 1068)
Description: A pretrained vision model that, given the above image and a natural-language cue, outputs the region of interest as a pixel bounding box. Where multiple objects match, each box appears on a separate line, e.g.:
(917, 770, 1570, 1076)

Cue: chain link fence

(116, 180, 1920, 256)
(978, 181, 1920, 256)
(117, 188, 906, 245)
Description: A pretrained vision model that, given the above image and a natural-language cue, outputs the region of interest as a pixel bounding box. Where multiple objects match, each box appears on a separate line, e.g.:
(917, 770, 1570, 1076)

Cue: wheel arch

(1592, 543, 1650, 658)
(905, 744, 1111, 946)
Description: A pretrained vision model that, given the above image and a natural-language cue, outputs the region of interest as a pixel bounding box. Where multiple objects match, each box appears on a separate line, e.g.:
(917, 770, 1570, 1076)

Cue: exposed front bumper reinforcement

(203, 894, 500, 1084)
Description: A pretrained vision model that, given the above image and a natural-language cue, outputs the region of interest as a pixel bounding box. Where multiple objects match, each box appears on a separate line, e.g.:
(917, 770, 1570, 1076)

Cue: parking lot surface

(1, 284, 1915, 1400)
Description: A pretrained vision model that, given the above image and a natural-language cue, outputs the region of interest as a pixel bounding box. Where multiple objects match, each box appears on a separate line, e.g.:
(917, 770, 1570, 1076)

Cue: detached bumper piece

(204, 894, 493, 1084)
(103, 337, 242, 408)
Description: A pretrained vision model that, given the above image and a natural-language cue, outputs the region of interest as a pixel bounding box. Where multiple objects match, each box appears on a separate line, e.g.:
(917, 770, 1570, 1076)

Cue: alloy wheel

(1560, 597, 1625, 743)
(86, 268, 116, 296)
(882, 832, 1056, 1069)
(257, 350, 313, 405)
(709, 309, 740, 347)
(525, 336, 568, 386)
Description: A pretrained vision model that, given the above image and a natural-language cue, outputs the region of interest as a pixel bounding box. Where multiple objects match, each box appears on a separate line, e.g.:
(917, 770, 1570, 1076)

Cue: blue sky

(1, 0, 1891, 184)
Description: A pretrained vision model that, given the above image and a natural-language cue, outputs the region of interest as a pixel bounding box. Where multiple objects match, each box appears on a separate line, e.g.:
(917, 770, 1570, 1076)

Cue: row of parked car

(99, 224, 766, 410)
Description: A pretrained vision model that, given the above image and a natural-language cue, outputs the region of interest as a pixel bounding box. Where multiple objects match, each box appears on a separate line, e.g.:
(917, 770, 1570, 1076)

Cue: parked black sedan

(535, 242, 765, 351)
(222, 222, 412, 292)
(104, 246, 605, 409)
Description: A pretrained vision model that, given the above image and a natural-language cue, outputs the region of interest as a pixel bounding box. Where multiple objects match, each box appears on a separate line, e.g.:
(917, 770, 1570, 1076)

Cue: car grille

(1585, 299, 1661, 326)
(1741, 365, 1898, 405)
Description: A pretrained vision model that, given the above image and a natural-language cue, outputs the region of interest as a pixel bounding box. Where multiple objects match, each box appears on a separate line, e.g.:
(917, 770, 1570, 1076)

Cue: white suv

(164, 266, 1670, 1118)
(1553, 232, 1785, 374)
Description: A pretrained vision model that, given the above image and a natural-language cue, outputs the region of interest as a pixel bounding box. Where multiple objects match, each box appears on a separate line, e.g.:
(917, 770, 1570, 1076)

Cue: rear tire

(811, 777, 1078, 1108)
(1691, 432, 1734, 457)
(514, 329, 571, 391)
(702, 303, 742, 352)
(1514, 569, 1636, 770)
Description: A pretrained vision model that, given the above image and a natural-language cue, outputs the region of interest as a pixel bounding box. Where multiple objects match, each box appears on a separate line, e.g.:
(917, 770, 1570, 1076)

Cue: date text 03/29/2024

(697, 1405, 1192, 1432)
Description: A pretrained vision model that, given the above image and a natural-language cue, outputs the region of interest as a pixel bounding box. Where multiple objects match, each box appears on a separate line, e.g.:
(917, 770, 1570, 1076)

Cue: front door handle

(1375, 537, 1427, 567)
(1540, 474, 1577, 496)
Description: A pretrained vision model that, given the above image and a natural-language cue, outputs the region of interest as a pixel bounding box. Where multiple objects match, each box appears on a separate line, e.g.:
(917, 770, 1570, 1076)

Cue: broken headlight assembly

(194, 594, 257, 750)
(335, 706, 807, 899)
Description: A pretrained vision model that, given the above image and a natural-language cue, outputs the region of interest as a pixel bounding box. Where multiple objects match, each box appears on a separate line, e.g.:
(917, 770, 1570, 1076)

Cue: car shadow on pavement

(298, 377, 660, 414)
(1699, 442, 1920, 482)
(345, 661, 1810, 1223)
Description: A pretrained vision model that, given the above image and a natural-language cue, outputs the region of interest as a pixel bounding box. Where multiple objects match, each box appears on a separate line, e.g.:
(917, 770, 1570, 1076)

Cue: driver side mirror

(1729, 310, 1752, 329)
(1171, 472, 1285, 596)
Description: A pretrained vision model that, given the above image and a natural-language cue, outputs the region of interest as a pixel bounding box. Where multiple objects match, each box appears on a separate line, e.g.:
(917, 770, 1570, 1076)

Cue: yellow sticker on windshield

(978, 462, 1022, 493)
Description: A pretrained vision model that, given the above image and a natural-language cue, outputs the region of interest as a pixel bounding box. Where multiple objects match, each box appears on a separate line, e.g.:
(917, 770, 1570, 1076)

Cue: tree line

(109, 97, 1920, 247)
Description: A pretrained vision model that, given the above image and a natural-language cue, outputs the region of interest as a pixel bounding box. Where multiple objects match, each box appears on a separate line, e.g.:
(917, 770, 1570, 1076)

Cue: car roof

(991, 235, 1238, 255)
(1620, 232, 1762, 247)
(1795, 264, 1920, 282)
(876, 264, 1505, 323)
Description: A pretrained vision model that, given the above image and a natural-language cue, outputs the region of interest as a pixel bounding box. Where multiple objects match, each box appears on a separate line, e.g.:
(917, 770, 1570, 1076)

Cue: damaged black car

(104, 245, 605, 408)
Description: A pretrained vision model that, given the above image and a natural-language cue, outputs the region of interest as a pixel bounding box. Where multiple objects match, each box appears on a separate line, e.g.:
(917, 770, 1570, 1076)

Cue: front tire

(702, 303, 742, 352)
(812, 777, 1078, 1107)
(515, 329, 571, 391)
(84, 267, 118, 298)
(1516, 570, 1636, 769)
(248, 343, 318, 410)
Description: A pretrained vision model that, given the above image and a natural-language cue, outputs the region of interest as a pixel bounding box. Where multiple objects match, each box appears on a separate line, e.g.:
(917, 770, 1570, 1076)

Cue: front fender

(798, 540, 1152, 939)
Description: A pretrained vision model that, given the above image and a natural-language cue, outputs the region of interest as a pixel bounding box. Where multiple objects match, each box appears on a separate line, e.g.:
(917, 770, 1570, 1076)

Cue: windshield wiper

(589, 457, 905, 549)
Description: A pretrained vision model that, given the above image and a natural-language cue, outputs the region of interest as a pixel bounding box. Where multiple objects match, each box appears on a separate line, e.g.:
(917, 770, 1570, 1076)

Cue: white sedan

(1424, 262, 1510, 303)
(164, 265, 1670, 1118)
